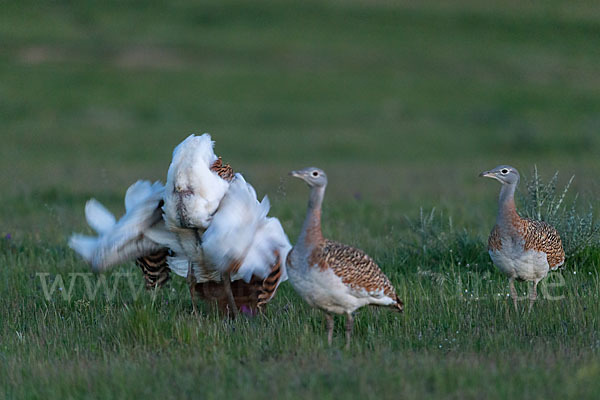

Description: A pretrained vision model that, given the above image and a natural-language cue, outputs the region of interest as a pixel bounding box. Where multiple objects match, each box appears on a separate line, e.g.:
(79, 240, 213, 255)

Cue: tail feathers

(392, 295, 404, 313)
(70, 180, 166, 271)
(85, 199, 116, 234)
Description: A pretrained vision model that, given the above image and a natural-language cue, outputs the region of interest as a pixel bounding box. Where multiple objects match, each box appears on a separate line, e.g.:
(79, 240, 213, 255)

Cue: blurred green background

(2, 0, 599, 237)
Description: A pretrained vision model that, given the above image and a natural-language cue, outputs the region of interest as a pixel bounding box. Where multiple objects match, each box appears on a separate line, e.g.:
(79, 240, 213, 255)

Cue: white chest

(489, 237, 549, 281)
(287, 247, 366, 314)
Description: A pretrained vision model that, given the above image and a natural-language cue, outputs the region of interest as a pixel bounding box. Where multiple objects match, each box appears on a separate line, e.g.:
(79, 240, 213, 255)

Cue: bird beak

(289, 170, 302, 178)
(479, 170, 495, 179)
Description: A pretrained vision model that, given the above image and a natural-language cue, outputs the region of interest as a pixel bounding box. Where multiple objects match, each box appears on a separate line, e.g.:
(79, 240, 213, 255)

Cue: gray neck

(496, 183, 519, 226)
(298, 185, 326, 246)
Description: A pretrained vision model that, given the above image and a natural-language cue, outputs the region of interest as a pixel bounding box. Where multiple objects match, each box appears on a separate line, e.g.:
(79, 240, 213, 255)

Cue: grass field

(1, 1, 600, 398)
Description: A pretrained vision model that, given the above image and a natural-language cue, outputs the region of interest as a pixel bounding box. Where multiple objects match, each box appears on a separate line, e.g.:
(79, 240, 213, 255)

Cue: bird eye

(312, 171, 319, 177)
(501, 169, 509, 174)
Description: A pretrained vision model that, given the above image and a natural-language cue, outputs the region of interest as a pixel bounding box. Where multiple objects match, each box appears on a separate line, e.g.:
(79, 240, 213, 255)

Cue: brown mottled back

(311, 240, 400, 303)
(523, 219, 565, 269)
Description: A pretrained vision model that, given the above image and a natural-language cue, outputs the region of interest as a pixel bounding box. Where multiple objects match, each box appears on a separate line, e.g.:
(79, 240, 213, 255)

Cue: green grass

(1, 0, 600, 398)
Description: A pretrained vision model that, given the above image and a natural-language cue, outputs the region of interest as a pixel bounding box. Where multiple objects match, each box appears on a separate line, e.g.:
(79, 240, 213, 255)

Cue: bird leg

(187, 261, 198, 315)
(345, 313, 354, 350)
(528, 280, 539, 314)
(509, 277, 518, 312)
(222, 272, 238, 317)
(189, 284, 198, 315)
(325, 313, 334, 346)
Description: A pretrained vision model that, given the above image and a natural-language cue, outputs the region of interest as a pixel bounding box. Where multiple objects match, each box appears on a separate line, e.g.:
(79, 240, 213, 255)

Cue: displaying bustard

(69, 134, 291, 316)
(480, 165, 565, 312)
(286, 167, 403, 349)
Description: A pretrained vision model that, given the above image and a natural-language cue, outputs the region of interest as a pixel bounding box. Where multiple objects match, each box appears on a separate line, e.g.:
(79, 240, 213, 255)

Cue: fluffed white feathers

(84, 199, 116, 235)
(125, 180, 162, 213)
(164, 256, 189, 278)
(163, 134, 230, 231)
(69, 180, 166, 271)
(233, 217, 291, 283)
(70, 133, 291, 294)
(68, 235, 98, 263)
(201, 174, 270, 275)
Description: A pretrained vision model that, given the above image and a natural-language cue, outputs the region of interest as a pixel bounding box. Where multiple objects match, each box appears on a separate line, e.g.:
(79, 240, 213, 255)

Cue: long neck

(496, 183, 520, 227)
(298, 185, 326, 247)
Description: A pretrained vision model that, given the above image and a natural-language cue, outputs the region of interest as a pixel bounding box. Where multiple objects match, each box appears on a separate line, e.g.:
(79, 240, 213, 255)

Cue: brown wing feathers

(314, 240, 398, 299)
(136, 248, 171, 289)
(257, 251, 284, 308)
(523, 219, 565, 269)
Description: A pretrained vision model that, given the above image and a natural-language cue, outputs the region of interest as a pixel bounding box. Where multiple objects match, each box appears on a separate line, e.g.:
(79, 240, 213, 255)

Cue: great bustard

(70, 134, 291, 316)
(480, 165, 565, 312)
(286, 167, 403, 349)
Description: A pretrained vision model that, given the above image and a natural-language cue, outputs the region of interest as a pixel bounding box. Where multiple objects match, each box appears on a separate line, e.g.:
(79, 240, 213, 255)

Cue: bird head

(289, 167, 328, 188)
(479, 165, 520, 185)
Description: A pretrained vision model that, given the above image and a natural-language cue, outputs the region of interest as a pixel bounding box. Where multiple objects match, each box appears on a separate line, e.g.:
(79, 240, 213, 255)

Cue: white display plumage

(69, 180, 167, 271)
(201, 174, 270, 276)
(84, 199, 116, 235)
(234, 217, 291, 284)
(163, 134, 230, 231)
(70, 132, 291, 313)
